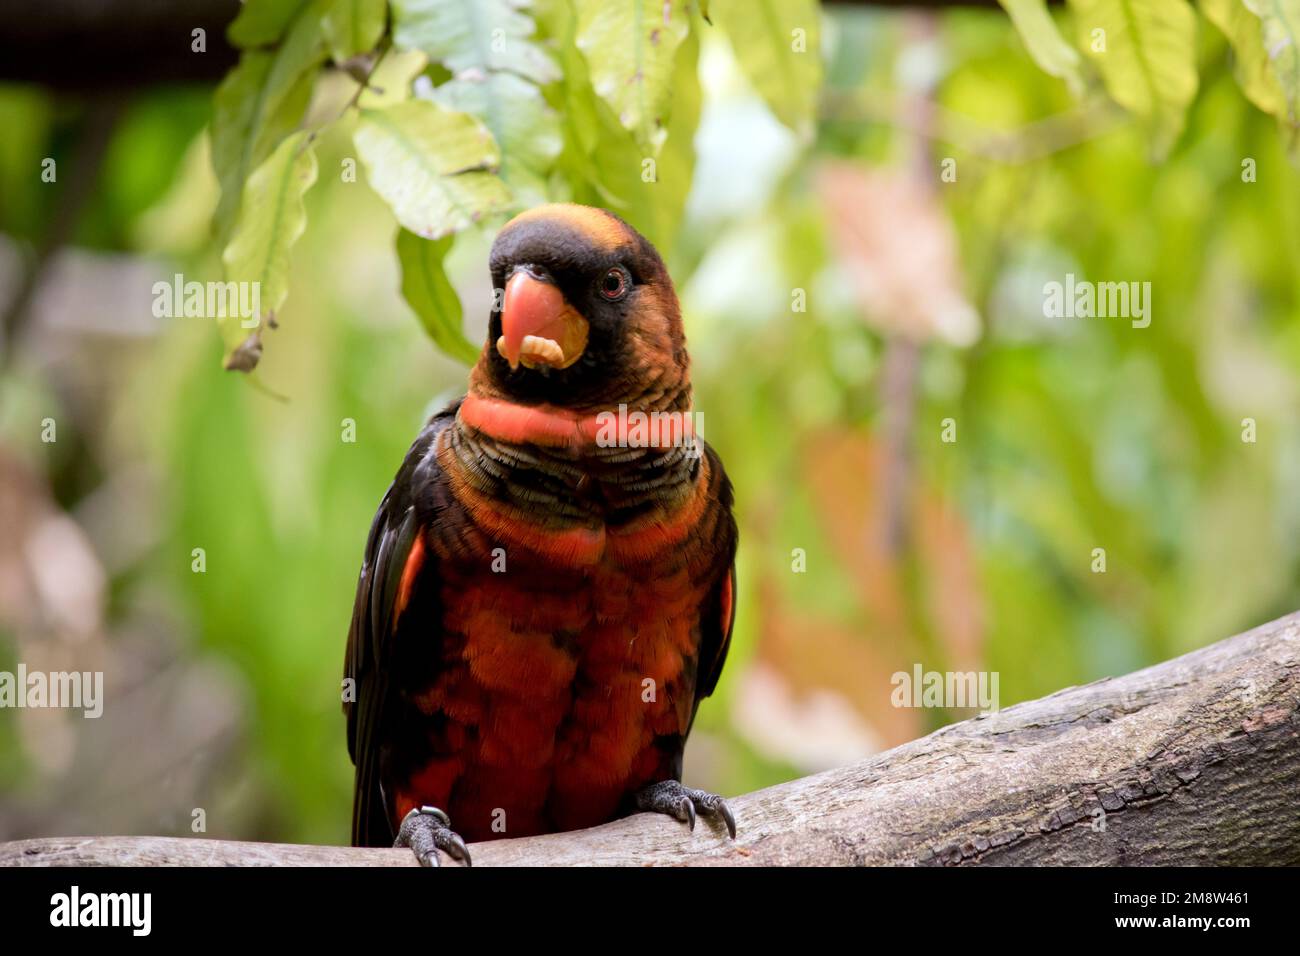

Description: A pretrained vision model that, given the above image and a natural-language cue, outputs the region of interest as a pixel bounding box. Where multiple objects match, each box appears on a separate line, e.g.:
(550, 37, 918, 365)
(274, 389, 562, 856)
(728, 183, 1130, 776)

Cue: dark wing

(689, 440, 738, 730)
(344, 409, 456, 846)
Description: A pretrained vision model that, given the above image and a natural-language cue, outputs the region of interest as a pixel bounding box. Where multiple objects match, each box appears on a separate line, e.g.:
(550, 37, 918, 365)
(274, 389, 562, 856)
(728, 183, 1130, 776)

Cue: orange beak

(497, 271, 589, 371)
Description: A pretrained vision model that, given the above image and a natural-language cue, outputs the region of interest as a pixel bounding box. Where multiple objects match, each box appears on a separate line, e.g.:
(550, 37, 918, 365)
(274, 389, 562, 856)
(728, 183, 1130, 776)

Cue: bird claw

(636, 780, 737, 839)
(395, 806, 473, 867)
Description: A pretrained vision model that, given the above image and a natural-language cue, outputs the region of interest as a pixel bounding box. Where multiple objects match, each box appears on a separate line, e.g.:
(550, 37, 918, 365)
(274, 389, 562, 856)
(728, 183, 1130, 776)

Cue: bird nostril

(513, 263, 551, 285)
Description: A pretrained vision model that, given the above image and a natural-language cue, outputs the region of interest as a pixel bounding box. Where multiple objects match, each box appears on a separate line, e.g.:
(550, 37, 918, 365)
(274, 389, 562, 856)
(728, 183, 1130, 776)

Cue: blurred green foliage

(2, 0, 1299, 846)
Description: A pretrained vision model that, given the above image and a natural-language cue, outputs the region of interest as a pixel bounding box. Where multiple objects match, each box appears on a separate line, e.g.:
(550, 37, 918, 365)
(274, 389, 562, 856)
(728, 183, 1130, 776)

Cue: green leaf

(1203, 0, 1285, 115)
(537, 0, 603, 159)
(539, 0, 700, 247)
(576, 27, 701, 249)
(211, 5, 328, 238)
(713, 0, 823, 133)
(229, 0, 311, 48)
(425, 71, 562, 198)
(396, 229, 480, 364)
(998, 0, 1085, 96)
(631, 23, 701, 246)
(221, 132, 319, 366)
(1244, 0, 1300, 144)
(391, 0, 558, 83)
(574, 0, 691, 152)
(354, 99, 513, 239)
(1067, 0, 1198, 157)
(322, 0, 388, 63)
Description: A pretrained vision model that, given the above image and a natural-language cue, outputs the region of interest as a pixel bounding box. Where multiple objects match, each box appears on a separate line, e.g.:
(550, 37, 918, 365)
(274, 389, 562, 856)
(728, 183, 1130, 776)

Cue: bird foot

(635, 780, 737, 839)
(395, 806, 472, 867)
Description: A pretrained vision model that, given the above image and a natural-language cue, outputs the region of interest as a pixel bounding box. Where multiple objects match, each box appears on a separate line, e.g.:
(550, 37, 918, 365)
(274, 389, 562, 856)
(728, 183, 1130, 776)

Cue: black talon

(395, 806, 472, 867)
(635, 780, 737, 840)
(717, 799, 736, 839)
(444, 831, 472, 867)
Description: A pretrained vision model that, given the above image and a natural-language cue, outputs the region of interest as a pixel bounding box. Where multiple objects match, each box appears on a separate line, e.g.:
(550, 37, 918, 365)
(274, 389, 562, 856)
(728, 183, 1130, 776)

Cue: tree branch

(4, 611, 1298, 866)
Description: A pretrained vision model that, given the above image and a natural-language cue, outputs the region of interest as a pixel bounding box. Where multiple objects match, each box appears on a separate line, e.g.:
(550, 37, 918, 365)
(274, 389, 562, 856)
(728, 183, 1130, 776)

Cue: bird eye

(599, 268, 628, 301)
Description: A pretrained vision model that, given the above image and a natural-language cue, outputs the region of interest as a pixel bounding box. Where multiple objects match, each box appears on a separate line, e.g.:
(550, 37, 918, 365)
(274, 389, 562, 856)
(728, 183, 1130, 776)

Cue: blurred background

(2, 0, 1299, 847)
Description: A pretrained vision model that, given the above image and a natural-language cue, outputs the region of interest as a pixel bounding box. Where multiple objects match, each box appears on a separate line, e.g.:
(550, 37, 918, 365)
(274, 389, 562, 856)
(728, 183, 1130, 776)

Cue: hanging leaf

(573, 0, 691, 153)
(1203, 0, 1285, 116)
(211, 4, 327, 238)
(322, 0, 388, 63)
(1244, 0, 1300, 146)
(539, 0, 610, 173)
(998, 0, 1085, 96)
(396, 229, 480, 364)
(424, 71, 562, 198)
(353, 99, 512, 239)
(391, 0, 558, 83)
(228, 0, 312, 48)
(1066, 0, 1198, 157)
(541, 0, 701, 248)
(713, 0, 823, 133)
(221, 132, 319, 369)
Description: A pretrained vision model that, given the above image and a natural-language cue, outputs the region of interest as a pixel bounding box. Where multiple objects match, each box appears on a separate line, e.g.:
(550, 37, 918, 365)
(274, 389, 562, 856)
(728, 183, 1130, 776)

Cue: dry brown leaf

(817, 161, 979, 346)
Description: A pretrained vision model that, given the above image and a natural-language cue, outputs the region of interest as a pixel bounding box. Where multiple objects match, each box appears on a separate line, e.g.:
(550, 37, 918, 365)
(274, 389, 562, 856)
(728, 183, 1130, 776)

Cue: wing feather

(344, 413, 453, 846)
(689, 441, 738, 728)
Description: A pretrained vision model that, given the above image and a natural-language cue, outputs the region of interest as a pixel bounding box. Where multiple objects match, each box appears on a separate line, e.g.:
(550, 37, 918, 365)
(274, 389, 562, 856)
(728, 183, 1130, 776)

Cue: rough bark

(3, 611, 1297, 867)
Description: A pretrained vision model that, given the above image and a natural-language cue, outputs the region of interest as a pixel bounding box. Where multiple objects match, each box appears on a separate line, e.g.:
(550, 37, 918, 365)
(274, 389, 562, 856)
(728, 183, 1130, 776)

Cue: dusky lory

(344, 204, 738, 865)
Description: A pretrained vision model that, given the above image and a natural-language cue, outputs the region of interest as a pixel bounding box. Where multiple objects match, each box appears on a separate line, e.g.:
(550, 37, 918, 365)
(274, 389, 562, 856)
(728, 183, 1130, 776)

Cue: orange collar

(458, 394, 695, 451)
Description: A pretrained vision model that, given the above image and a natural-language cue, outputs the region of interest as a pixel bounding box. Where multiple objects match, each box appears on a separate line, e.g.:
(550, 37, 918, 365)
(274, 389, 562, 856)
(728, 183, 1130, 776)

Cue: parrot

(343, 203, 738, 866)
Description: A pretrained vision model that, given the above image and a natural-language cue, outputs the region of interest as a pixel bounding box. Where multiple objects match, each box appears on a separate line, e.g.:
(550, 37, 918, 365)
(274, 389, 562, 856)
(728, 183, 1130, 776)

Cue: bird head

(472, 203, 689, 411)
